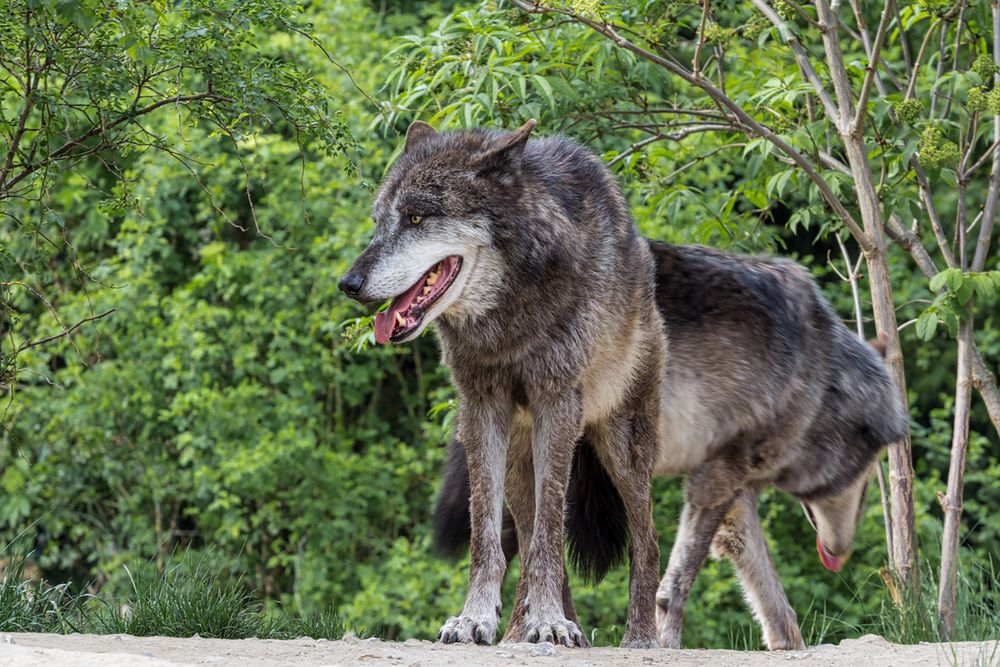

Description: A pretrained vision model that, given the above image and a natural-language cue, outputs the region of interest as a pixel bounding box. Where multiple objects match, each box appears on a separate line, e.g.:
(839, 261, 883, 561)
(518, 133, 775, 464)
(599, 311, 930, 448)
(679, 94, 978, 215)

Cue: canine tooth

(427, 271, 439, 286)
(395, 312, 406, 327)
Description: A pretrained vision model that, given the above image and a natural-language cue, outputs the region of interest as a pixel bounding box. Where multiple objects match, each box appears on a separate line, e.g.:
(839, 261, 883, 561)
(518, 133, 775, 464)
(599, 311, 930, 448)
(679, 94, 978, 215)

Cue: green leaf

(915, 310, 938, 340)
(532, 75, 556, 112)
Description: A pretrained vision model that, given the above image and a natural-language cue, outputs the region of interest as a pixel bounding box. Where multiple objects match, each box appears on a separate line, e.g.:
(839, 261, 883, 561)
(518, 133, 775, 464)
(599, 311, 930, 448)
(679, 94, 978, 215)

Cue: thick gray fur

(343, 122, 909, 650)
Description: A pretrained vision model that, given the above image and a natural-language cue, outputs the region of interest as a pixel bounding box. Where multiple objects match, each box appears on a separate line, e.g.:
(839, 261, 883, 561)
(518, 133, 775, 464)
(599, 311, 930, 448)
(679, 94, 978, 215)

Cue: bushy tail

(432, 436, 628, 583)
(565, 439, 627, 582)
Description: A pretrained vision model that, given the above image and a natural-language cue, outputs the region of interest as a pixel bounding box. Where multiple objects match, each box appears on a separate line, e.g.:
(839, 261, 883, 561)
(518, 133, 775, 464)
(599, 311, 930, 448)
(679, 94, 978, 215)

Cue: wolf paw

(620, 637, 659, 649)
(437, 615, 496, 645)
(524, 618, 584, 647)
(655, 592, 681, 649)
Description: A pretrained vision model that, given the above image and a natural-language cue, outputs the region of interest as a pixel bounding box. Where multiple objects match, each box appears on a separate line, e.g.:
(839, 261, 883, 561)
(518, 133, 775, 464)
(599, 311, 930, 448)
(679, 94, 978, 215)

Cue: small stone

(529, 642, 559, 657)
(2, 635, 15, 644)
(495, 650, 514, 658)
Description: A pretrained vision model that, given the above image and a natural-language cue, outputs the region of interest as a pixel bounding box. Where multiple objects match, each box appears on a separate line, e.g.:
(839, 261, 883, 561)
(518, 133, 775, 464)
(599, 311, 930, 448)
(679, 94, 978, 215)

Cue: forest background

(1, 0, 998, 649)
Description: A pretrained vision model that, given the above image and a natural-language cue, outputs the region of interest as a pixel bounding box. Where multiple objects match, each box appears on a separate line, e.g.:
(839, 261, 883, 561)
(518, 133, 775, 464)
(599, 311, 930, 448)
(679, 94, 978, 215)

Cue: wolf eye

(409, 214, 423, 225)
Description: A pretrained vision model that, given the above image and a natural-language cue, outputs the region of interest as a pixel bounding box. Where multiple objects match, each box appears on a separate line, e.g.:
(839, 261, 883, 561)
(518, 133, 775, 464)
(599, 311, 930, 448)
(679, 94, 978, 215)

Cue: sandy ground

(1, 633, 998, 667)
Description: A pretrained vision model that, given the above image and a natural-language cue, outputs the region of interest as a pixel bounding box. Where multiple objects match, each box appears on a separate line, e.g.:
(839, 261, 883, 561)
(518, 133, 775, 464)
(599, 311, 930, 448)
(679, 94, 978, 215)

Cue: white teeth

(422, 285, 431, 296)
(426, 270, 439, 286)
(395, 312, 406, 327)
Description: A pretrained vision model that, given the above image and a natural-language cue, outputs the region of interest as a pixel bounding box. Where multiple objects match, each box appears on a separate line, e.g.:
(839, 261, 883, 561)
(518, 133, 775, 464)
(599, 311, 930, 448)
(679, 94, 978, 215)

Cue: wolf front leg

(712, 488, 804, 650)
(520, 392, 585, 647)
(438, 400, 512, 645)
(656, 463, 738, 648)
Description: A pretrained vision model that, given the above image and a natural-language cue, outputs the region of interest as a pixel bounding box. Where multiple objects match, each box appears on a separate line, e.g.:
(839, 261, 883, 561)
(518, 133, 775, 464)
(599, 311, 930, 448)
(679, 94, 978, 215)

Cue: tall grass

(0, 547, 85, 633)
(3, 540, 997, 647)
(0, 545, 348, 639)
(866, 557, 1000, 645)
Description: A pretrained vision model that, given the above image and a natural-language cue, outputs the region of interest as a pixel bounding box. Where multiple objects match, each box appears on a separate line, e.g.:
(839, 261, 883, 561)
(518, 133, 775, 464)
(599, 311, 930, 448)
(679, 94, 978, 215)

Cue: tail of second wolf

(432, 436, 628, 583)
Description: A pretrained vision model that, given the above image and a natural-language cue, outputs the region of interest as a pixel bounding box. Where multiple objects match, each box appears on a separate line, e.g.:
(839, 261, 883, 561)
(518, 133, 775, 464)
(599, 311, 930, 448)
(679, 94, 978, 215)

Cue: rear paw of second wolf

(524, 618, 584, 647)
(437, 615, 496, 645)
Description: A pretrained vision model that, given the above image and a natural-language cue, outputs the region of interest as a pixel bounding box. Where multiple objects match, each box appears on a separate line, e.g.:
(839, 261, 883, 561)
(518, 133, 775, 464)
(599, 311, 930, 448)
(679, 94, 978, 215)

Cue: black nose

(339, 271, 364, 296)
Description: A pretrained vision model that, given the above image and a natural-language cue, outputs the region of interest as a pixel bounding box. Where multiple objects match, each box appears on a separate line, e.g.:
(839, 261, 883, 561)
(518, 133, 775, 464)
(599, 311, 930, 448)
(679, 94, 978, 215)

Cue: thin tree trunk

(813, 0, 919, 587)
(840, 126, 918, 588)
(866, 248, 918, 586)
(938, 311, 974, 637)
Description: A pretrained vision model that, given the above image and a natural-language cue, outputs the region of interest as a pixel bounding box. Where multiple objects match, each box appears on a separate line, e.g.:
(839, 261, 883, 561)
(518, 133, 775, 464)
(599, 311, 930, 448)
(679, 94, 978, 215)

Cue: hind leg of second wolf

(711, 488, 805, 650)
(655, 464, 738, 648)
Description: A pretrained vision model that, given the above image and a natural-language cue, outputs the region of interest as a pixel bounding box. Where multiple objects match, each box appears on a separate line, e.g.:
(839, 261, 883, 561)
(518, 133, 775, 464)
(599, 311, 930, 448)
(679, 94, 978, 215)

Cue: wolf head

(338, 120, 536, 344)
(799, 466, 872, 572)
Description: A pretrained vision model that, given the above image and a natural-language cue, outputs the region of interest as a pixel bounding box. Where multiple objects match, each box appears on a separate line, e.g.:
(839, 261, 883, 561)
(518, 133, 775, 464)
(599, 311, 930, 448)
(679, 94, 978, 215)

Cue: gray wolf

(339, 120, 667, 647)
(433, 239, 909, 649)
(340, 121, 909, 649)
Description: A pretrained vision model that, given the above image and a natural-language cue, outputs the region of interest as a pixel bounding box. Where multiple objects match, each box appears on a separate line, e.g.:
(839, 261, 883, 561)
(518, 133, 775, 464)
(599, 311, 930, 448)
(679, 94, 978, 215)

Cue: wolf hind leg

(500, 413, 590, 647)
(711, 488, 805, 650)
(589, 416, 660, 648)
(656, 463, 738, 648)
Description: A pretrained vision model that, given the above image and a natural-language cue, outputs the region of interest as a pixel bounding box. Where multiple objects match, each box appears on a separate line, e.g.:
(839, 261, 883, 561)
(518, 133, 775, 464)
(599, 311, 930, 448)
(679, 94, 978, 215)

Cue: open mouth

(373, 256, 462, 344)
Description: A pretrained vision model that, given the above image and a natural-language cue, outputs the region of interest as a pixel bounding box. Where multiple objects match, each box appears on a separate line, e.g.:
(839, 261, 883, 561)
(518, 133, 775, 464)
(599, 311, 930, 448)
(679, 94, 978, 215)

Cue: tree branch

(972, 2, 1000, 273)
(749, 0, 840, 121)
(512, 0, 872, 251)
(852, 0, 895, 135)
(16, 308, 116, 352)
(1, 92, 228, 195)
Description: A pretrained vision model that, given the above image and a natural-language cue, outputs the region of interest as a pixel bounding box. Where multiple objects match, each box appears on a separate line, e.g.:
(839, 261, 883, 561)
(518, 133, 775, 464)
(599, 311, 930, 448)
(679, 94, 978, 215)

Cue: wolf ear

(404, 121, 438, 153)
(475, 119, 536, 173)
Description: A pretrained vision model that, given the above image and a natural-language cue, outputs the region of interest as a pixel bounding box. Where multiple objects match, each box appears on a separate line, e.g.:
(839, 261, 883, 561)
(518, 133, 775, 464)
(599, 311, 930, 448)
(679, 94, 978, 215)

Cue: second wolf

(433, 241, 910, 649)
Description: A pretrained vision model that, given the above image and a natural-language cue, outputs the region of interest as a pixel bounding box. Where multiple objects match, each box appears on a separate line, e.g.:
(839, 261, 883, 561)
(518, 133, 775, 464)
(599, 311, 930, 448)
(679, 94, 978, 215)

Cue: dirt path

(1, 632, 997, 666)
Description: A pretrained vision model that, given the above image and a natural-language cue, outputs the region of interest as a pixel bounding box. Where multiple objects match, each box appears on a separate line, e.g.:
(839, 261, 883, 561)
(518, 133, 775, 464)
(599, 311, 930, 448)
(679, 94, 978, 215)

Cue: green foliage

(895, 98, 923, 124)
(1, 0, 999, 650)
(918, 127, 960, 169)
(917, 270, 1000, 341)
(970, 54, 998, 84)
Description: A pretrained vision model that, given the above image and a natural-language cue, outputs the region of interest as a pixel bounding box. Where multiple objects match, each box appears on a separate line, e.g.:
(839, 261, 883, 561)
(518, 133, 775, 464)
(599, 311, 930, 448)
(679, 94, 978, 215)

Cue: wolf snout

(338, 270, 366, 300)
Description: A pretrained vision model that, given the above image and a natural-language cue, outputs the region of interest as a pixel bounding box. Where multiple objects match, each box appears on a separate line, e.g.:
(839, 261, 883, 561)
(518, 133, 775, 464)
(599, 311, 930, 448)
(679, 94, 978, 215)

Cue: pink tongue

(373, 275, 427, 345)
(817, 537, 845, 572)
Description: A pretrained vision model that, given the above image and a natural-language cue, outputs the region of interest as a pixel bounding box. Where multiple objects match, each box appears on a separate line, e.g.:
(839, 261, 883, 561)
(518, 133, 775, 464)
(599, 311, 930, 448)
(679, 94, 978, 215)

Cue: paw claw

(437, 615, 497, 645)
(523, 618, 583, 648)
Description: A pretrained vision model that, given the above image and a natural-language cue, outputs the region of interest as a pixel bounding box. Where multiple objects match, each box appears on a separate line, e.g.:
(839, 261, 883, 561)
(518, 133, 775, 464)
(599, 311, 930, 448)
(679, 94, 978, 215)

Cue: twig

(607, 124, 735, 166)
(852, 0, 895, 135)
(16, 308, 116, 352)
(749, 0, 840, 122)
(692, 0, 710, 78)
